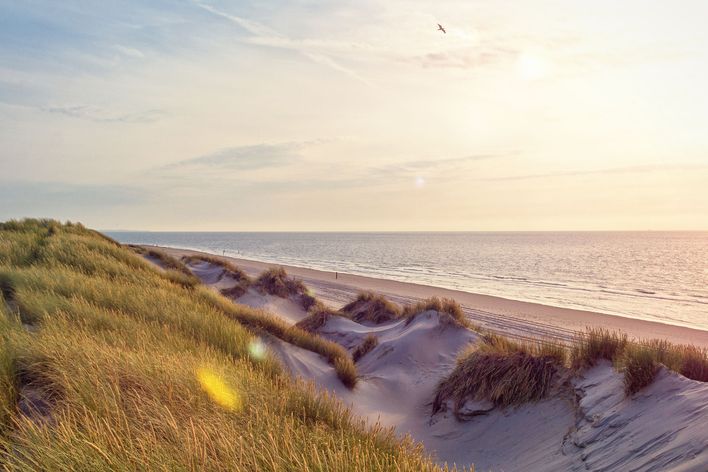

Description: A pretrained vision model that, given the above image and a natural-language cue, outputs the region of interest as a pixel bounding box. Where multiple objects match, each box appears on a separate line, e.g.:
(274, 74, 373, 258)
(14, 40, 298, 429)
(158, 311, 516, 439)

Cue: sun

(516, 52, 549, 81)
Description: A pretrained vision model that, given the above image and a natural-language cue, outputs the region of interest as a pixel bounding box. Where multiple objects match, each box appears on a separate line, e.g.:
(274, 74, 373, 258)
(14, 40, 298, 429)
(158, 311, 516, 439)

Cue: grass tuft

(295, 305, 343, 333)
(352, 334, 379, 363)
(621, 344, 659, 395)
(570, 328, 628, 369)
(403, 297, 474, 329)
(342, 292, 401, 324)
(432, 336, 564, 415)
(254, 267, 307, 298)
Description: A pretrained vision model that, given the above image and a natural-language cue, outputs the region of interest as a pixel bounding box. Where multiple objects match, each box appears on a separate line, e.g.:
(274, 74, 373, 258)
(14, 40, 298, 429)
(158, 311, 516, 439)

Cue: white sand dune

(290, 312, 708, 471)
(237, 289, 309, 324)
(182, 256, 309, 325)
(146, 247, 708, 471)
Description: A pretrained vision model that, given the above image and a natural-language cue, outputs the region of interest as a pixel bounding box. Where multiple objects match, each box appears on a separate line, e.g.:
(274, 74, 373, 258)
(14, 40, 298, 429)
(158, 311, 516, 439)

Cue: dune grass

(570, 328, 628, 369)
(342, 292, 401, 324)
(432, 335, 565, 416)
(254, 267, 307, 298)
(127, 245, 201, 288)
(0, 219, 447, 470)
(621, 344, 659, 395)
(198, 289, 358, 388)
(132, 250, 357, 387)
(182, 254, 251, 283)
(182, 253, 252, 298)
(352, 334, 379, 363)
(569, 327, 708, 393)
(295, 304, 353, 336)
(403, 297, 477, 330)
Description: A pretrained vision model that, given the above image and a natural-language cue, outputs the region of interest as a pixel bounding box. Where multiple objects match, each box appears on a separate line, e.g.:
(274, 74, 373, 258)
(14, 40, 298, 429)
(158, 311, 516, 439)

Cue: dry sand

(158, 246, 708, 348)
(144, 247, 708, 471)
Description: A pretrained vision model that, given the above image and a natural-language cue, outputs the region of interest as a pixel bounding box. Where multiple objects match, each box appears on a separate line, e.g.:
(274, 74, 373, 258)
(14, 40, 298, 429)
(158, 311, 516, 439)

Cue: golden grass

(199, 289, 358, 388)
(432, 335, 565, 415)
(570, 328, 628, 369)
(0, 219, 447, 470)
(127, 245, 200, 288)
(403, 297, 477, 330)
(570, 327, 708, 393)
(621, 344, 659, 395)
(352, 334, 379, 363)
(254, 267, 307, 298)
(342, 292, 401, 324)
(182, 254, 251, 284)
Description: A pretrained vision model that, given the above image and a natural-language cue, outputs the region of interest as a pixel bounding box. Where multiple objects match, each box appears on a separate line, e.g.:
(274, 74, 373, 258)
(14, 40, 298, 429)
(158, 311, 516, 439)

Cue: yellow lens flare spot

(197, 368, 242, 411)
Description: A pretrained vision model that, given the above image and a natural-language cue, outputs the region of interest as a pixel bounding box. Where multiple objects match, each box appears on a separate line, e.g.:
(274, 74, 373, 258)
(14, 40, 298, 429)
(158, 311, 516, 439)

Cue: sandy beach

(162, 244, 708, 471)
(156, 246, 708, 349)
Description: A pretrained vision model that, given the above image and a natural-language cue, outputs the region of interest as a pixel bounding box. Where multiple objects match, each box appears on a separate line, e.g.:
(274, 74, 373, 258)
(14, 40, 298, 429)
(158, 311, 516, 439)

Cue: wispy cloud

(371, 153, 509, 175)
(165, 141, 308, 172)
(192, 1, 373, 86)
(41, 104, 166, 123)
(114, 44, 145, 59)
(480, 164, 708, 182)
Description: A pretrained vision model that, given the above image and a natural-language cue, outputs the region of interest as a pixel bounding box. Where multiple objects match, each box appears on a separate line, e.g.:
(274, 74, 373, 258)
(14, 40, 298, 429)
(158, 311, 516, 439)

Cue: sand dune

(158, 247, 708, 348)
(148, 246, 708, 471)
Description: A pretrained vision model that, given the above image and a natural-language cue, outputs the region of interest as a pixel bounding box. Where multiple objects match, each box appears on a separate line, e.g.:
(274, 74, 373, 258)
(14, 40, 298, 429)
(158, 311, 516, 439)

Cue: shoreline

(155, 245, 708, 348)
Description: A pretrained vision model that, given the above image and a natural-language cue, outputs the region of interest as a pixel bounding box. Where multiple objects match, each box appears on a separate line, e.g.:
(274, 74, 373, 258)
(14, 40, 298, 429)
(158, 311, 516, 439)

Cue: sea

(106, 231, 708, 332)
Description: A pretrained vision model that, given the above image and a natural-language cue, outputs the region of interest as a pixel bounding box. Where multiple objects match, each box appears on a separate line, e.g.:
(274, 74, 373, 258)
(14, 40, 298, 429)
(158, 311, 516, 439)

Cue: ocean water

(106, 231, 708, 331)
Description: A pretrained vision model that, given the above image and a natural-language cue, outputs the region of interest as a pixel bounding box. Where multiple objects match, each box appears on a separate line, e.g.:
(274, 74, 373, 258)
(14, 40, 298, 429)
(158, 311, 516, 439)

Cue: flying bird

(437, 23, 446, 34)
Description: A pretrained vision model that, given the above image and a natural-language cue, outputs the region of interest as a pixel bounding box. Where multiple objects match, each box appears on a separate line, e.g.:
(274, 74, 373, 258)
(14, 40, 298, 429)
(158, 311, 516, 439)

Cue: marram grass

(0, 219, 460, 471)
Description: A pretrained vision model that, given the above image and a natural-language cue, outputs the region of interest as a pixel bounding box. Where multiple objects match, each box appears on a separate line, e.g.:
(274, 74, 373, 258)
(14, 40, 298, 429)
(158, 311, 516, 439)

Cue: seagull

(437, 23, 446, 34)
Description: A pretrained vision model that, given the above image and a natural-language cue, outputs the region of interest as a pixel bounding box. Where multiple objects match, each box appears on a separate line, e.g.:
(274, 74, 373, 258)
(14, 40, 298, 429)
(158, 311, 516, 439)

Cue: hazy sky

(2, 0, 708, 230)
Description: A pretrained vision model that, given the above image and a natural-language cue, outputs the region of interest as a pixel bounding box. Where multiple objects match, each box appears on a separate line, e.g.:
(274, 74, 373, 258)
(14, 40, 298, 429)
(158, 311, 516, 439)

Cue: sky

(1, 0, 708, 231)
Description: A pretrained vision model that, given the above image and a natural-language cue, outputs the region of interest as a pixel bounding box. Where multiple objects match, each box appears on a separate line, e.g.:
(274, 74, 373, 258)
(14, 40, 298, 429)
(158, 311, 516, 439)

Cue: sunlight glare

(197, 367, 242, 411)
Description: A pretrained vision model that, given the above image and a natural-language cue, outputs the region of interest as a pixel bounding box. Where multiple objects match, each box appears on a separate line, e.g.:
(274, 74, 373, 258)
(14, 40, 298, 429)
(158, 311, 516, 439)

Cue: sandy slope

(145, 248, 708, 471)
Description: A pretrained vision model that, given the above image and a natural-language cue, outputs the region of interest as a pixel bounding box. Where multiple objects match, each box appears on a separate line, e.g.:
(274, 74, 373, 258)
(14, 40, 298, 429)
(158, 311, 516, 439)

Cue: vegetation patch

(570, 328, 628, 369)
(201, 290, 357, 388)
(342, 292, 401, 324)
(432, 336, 566, 417)
(621, 344, 659, 395)
(0, 219, 440, 470)
(182, 254, 251, 284)
(254, 267, 307, 298)
(403, 297, 473, 329)
(352, 334, 379, 363)
(570, 327, 708, 393)
(295, 306, 343, 334)
(127, 245, 200, 288)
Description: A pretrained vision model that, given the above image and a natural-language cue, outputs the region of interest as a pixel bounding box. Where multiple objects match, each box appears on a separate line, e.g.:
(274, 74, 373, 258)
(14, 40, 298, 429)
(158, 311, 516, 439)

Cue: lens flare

(248, 338, 267, 360)
(197, 368, 241, 411)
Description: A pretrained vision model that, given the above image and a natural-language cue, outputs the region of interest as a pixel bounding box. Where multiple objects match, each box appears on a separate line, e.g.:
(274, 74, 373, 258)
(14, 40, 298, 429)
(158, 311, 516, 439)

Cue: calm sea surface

(106, 231, 708, 331)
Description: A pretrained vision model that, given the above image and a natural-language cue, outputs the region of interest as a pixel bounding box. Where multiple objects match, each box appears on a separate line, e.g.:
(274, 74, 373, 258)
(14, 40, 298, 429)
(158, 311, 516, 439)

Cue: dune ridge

(160, 245, 708, 471)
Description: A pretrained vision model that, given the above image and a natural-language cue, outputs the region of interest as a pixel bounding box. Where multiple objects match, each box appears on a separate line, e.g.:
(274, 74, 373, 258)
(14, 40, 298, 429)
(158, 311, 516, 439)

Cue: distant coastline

(154, 245, 708, 349)
(107, 231, 708, 333)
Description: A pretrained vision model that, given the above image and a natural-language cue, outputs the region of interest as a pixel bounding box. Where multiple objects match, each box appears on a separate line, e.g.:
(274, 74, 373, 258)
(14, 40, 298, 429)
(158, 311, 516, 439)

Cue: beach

(157, 246, 708, 349)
